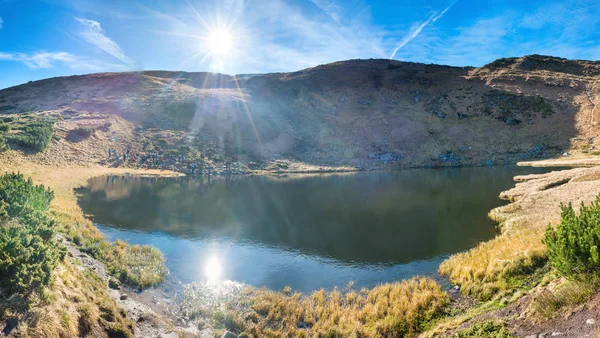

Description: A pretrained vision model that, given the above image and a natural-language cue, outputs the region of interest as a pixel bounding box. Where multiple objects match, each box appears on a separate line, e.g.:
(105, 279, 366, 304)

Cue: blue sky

(0, 0, 599, 89)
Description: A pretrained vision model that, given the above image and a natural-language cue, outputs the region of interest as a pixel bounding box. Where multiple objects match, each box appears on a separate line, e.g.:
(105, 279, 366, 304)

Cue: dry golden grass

(3, 258, 134, 338)
(184, 277, 449, 338)
(440, 167, 600, 300)
(1, 152, 177, 288)
(0, 152, 178, 336)
(526, 279, 597, 322)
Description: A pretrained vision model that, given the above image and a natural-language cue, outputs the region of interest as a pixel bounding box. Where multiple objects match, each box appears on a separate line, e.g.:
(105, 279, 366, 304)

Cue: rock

(538, 333, 549, 338)
(413, 96, 421, 103)
(160, 333, 179, 338)
(438, 151, 461, 165)
(120, 294, 128, 300)
(586, 318, 596, 325)
(221, 331, 238, 338)
(551, 332, 565, 336)
(457, 112, 468, 119)
(436, 111, 447, 118)
(562, 152, 569, 156)
(525, 335, 537, 338)
(505, 118, 521, 126)
(108, 279, 120, 290)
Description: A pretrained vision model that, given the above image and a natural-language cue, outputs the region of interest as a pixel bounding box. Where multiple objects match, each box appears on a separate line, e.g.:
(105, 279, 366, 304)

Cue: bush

(0, 173, 65, 297)
(70, 127, 96, 139)
(544, 195, 600, 278)
(0, 172, 54, 223)
(0, 123, 11, 132)
(0, 224, 65, 296)
(451, 320, 514, 338)
(14, 122, 54, 151)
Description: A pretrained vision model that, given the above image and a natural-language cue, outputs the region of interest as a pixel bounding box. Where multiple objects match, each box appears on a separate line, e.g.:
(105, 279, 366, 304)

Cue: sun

(206, 28, 233, 57)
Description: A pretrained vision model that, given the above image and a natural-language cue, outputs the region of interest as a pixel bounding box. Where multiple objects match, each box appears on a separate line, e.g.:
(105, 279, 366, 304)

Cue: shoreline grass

(183, 277, 450, 337)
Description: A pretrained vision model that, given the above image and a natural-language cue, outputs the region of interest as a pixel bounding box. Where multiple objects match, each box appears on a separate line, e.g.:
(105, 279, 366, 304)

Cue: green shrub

(0, 123, 11, 132)
(0, 223, 65, 296)
(70, 126, 96, 139)
(2, 117, 15, 123)
(451, 320, 514, 338)
(544, 195, 600, 278)
(0, 172, 54, 224)
(0, 173, 65, 297)
(0, 137, 9, 152)
(12, 122, 54, 151)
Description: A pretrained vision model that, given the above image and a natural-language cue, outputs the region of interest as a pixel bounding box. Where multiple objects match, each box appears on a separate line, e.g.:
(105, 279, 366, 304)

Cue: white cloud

(74, 17, 135, 67)
(0, 50, 129, 72)
(0, 16, 3, 29)
(390, 0, 457, 59)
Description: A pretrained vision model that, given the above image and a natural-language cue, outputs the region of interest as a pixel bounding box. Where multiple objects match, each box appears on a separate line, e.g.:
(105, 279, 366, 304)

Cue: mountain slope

(0, 54, 599, 168)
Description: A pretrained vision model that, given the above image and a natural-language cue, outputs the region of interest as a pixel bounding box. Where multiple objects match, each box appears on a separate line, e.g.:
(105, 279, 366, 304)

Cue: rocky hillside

(0, 54, 599, 168)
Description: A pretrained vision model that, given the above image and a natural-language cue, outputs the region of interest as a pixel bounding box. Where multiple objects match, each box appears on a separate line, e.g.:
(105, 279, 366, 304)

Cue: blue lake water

(77, 166, 552, 292)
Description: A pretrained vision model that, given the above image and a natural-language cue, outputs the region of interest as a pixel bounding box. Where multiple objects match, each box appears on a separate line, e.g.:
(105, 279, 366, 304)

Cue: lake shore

(3, 149, 600, 337)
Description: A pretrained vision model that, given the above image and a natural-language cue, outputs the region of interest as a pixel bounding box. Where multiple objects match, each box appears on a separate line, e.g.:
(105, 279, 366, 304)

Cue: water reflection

(204, 255, 223, 281)
(78, 167, 552, 291)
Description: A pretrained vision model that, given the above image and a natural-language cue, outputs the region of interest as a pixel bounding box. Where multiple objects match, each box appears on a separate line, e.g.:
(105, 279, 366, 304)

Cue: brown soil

(1, 54, 600, 170)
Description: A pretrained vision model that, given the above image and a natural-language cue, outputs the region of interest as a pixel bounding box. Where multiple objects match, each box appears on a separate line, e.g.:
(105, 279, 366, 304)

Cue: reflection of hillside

(77, 168, 547, 265)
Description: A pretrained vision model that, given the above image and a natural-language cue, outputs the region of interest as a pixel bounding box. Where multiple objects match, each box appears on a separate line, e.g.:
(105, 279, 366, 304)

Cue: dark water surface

(78, 167, 551, 292)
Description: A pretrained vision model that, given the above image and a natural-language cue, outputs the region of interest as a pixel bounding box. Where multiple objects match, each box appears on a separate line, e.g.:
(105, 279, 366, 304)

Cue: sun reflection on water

(204, 255, 223, 281)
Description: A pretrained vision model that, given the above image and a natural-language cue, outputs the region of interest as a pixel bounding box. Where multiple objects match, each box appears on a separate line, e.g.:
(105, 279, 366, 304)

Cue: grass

(451, 320, 514, 338)
(438, 227, 549, 300)
(183, 277, 450, 337)
(0, 239, 135, 337)
(526, 279, 597, 321)
(0, 159, 174, 290)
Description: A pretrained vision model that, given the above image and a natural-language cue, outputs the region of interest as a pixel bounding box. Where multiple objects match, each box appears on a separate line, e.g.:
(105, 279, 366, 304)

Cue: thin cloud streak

(0, 50, 129, 71)
(389, 0, 457, 59)
(74, 17, 135, 67)
(0, 16, 3, 29)
(310, 0, 342, 23)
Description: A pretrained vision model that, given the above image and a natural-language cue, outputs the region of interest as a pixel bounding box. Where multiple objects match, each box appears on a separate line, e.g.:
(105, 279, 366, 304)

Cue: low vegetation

(527, 280, 596, 321)
(69, 126, 96, 139)
(60, 212, 167, 289)
(0, 173, 65, 301)
(451, 320, 514, 338)
(544, 195, 600, 279)
(183, 277, 450, 337)
(12, 122, 54, 152)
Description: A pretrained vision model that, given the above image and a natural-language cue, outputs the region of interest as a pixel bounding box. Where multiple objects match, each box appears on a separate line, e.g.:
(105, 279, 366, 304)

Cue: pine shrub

(544, 195, 600, 278)
(14, 122, 54, 151)
(0, 173, 65, 297)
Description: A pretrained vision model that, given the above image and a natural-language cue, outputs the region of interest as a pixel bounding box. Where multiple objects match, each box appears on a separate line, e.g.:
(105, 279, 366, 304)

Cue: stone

(221, 331, 238, 338)
(586, 318, 596, 325)
(505, 118, 521, 126)
(551, 332, 565, 336)
(108, 279, 120, 290)
(525, 335, 537, 338)
(436, 111, 447, 118)
(120, 294, 128, 300)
